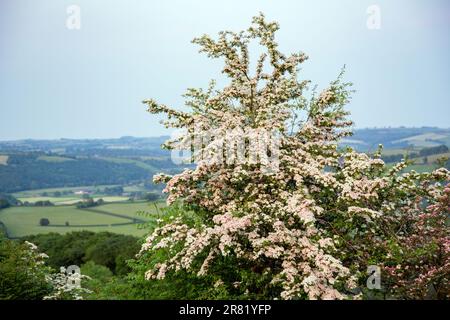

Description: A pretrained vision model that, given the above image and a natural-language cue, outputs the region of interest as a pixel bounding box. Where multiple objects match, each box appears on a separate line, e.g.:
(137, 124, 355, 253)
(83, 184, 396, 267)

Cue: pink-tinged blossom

(139, 13, 450, 300)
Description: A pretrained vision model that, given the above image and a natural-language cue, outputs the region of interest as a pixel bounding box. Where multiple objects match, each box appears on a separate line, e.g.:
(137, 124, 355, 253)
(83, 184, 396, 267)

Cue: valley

(0, 127, 449, 240)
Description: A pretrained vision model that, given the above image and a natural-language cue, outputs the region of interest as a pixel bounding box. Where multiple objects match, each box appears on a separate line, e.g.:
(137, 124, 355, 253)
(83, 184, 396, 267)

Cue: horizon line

(1, 126, 450, 143)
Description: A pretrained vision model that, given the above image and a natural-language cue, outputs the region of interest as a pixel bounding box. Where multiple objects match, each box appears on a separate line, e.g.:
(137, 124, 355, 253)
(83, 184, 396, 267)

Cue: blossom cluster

(44, 266, 92, 300)
(381, 185, 449, 299)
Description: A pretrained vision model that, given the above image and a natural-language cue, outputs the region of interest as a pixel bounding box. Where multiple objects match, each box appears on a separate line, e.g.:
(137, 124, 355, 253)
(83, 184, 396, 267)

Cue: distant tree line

(41, 190, 72, 197)
(349, 127, 447, 150)
(382, 145, 449, 163)
(0, 194, 19, 209)
(103, 186, 124, 196)
(75, 197, 105, 209)
(0, 194, 56, 210)
(23, 231, 140, 276)
(0, 231, 142, 300)
(418, 144, 448, 156)
(0, 153, 153, 193)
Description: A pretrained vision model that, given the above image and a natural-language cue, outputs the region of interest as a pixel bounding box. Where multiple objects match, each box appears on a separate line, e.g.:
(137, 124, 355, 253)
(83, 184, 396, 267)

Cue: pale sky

(0, 0, 449, 140)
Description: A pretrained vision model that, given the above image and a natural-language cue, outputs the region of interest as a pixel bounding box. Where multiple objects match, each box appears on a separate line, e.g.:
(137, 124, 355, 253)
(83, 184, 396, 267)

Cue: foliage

(142, 192, 161, 201)
(0, 234, 141, 300)
(419, 145, 449, 157)
(0, 239, 52, 300)
(75, 197, 104, 209)
(80, 261, 115, 299)
(85, 234, 139, 275)
(39, 218, 50, 226)
(0, 238, 92, 301)
(34, 200, 54, 207)
(381, 186, 449, 299)
(0, 199, 10, 210)
(104, 186, 124, 196)
(24, 231, 140, 276)
(44, 266, 92, 300)
(82, 261, 113, 281)
(0, 222, 8, 239)
(0, 193, 18, 208)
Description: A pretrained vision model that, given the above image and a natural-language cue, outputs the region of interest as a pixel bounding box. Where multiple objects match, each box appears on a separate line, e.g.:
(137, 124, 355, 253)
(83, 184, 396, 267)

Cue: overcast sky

(0, 0, 449, 140)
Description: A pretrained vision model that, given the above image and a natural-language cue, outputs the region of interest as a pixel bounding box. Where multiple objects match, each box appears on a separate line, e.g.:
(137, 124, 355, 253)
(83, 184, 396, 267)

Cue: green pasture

(0, 201, 160, 238)
(99, 157, 156, 171)
(37, 155, 74, 162)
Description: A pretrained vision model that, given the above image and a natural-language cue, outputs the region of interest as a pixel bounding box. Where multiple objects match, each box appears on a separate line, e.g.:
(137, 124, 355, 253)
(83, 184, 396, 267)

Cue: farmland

(11, 184, 149, 199)
(9, 184, 150, 206)
(0, 201, 162, 238)
(0, 129, 449, 240)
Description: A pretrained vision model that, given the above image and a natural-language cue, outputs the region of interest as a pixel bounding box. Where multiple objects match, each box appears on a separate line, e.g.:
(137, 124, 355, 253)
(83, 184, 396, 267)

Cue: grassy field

(411, 152, 450, 164)
(392, 132, 449, 148)
(123, 184, 149, 193)
(404, 164, 437, 173)
(16, 196, 81, 205)
(380, 147, 421, 156)
(95, 201, 165, 219)
(99, 157, 156, 171)
(0, 201, 160, 238)
(37, 155, 74, 162)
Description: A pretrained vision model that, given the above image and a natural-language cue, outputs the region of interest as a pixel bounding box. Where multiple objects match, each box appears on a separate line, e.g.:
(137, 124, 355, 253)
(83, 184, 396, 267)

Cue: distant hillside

(0, 136, 170, 156)
(341, 127, 450, 151)
(0, 128, 449, 193)
(0, 136, 182, 193)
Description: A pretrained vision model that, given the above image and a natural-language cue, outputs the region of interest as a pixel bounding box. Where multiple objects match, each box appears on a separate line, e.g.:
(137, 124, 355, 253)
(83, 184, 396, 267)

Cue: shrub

(0, 240, 52, 299)
(136, 13, 450, 300)
(39, 218, 50, 226)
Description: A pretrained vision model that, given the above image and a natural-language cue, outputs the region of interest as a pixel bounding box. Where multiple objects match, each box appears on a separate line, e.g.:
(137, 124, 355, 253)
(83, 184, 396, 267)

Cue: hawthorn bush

(0, 240, 52, 300)
(135, 13, 449, 300)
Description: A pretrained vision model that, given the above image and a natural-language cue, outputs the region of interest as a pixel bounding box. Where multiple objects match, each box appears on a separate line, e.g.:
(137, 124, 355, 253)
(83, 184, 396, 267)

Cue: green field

(411, 152, 450, 164)
(37, 155, 74, 162)
(123, 184, 149, 193)
(99, 157, 156, 171)
(0, 201, 161, 238)
(11, 184, 152, 206)
(404, 164, 437, 173)
(392, 132, 449, 148)
(94, 201, 165, 219)
(16, 196, 81, 205)
(381, 148, 421, 156)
